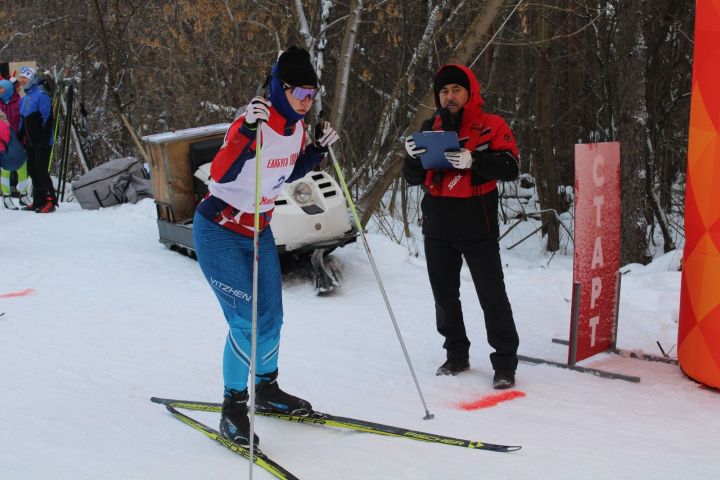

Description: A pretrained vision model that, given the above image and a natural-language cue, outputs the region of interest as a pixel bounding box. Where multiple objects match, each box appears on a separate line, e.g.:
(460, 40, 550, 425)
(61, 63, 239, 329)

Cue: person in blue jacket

(18, 66, 56, 213)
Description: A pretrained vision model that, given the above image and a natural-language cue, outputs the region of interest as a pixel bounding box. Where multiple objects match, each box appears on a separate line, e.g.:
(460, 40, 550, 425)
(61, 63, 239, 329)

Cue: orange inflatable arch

(678, 0, 720, 388)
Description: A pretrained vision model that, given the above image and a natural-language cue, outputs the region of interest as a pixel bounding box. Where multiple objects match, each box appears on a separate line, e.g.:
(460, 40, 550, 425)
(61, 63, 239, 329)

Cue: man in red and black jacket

(403, 64, 519, 389)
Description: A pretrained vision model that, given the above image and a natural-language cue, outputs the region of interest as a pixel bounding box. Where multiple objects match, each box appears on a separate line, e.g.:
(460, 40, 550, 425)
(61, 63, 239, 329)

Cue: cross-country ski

(151, 397, 521, 453)
(159, 402, 300, 480)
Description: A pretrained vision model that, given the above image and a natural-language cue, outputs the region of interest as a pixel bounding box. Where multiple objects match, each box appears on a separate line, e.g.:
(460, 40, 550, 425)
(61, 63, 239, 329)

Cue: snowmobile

(142, 124, 356, 294)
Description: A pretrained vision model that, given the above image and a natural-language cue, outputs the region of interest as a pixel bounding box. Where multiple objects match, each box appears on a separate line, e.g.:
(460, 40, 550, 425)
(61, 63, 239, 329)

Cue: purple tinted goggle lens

(284, 83, 317, 101)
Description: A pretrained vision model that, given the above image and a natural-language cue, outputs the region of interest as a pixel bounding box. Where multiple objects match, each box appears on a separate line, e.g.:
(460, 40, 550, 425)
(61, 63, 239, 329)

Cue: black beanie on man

(277, 47, 318, 87)
(433, 65, 470, 106)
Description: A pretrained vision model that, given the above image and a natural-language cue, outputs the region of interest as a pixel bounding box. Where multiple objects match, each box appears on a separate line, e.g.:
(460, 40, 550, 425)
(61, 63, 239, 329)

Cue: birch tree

(329, 0, 363, 139)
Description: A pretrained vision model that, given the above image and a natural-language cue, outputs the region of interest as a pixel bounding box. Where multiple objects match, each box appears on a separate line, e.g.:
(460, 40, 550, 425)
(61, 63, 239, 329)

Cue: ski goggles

(282, 82, 318, 101)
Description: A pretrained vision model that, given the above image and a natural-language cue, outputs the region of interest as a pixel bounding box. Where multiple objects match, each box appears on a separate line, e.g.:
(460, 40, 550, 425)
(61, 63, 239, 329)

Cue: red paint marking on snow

(455, 390, 526, 410)
(0, 288, 35, 299)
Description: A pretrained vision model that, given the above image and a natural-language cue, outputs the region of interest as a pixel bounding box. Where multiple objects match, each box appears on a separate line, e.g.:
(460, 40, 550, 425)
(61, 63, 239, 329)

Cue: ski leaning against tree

(403, 64, 521, 389)
(192, 47, 339, 449)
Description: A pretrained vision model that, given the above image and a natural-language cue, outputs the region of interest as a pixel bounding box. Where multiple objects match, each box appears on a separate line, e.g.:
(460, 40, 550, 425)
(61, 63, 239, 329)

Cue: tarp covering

(72, 157, 152, 210)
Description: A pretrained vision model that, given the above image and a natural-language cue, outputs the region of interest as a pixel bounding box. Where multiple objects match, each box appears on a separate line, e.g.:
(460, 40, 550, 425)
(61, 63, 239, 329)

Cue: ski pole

(47, 84, 63, 171)
(326, 144, 434, 421)
(247, 77, 272, 478)
(248, 118, 263, 480)
(58, 81, 75, 202)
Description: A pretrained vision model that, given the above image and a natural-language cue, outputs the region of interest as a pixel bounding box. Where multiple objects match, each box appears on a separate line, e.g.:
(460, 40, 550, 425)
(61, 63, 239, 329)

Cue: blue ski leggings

(193, 212, 283, 393)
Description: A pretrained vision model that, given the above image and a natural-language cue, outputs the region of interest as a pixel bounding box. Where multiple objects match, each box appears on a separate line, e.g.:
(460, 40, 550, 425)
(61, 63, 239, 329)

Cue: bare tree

(616, 0, 652, 264)
(531, 4, 561, 251)
(329, 0, 363, 137)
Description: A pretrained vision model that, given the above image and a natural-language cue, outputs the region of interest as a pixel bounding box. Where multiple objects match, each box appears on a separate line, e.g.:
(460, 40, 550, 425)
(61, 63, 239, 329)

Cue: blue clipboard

(412, 131, 460, 170)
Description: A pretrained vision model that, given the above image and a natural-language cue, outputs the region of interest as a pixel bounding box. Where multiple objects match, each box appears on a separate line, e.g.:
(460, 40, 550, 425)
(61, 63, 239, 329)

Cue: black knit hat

(433, 66, 470, 98)
(277, 47, 318, 87)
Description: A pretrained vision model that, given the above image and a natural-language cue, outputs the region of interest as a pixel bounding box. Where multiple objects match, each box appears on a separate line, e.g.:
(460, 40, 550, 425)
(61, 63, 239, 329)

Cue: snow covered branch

(0, 16, 70, 56)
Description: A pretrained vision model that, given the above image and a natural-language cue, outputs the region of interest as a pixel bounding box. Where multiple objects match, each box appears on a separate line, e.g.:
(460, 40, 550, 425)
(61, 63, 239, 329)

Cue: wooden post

(119, 112, 151, 165)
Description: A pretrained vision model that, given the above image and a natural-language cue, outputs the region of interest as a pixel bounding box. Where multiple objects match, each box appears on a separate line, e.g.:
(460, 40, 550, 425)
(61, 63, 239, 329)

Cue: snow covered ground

(1, 199, 717, 480)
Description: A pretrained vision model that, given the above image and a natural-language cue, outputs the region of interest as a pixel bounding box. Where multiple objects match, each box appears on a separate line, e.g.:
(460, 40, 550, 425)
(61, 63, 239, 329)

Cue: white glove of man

(404, 136, 427, 158)
(314, 121, 340, 148)
(445, 148, 474, 169)
(244, 97, 271, 125)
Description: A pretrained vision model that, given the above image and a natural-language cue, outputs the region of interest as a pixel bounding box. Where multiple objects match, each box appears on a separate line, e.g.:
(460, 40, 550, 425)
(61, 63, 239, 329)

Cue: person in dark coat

(403, 64, 520, 389)
(18, 66, 55, 213)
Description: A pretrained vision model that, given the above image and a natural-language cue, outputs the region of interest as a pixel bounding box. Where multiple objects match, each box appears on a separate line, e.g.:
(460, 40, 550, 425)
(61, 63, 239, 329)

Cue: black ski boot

(219, 389, 260, 447)
(255, 370, 313, 415)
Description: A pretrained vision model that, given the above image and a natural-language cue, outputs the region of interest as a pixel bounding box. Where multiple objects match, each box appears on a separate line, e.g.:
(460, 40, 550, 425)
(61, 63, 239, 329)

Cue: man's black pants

(424, 236, 519, 373)
(25, 145, 55, 201)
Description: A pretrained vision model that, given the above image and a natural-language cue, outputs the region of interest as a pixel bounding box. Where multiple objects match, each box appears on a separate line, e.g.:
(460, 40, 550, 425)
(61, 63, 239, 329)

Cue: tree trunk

(616, 0, 651, 264)
(642, 1, 677, 253)
(330, 0, 363, 137)
(533, 5, 560, 251)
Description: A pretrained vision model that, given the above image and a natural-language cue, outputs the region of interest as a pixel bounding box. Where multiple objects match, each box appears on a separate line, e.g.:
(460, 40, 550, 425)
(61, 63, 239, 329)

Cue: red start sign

(570, 143, 621, 363)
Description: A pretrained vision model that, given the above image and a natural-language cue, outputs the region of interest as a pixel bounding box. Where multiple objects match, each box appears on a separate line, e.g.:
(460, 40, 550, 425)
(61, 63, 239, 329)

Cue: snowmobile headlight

(292, 182, 313, 205)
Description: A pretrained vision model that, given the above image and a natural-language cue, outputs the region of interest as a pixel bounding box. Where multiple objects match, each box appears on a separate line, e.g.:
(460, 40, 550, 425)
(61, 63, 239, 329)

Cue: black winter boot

(436, 358, 470, 376)
(219, 389, 260, 447)
(255, 370, 313, 415)
(493, 370, 516, 389)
